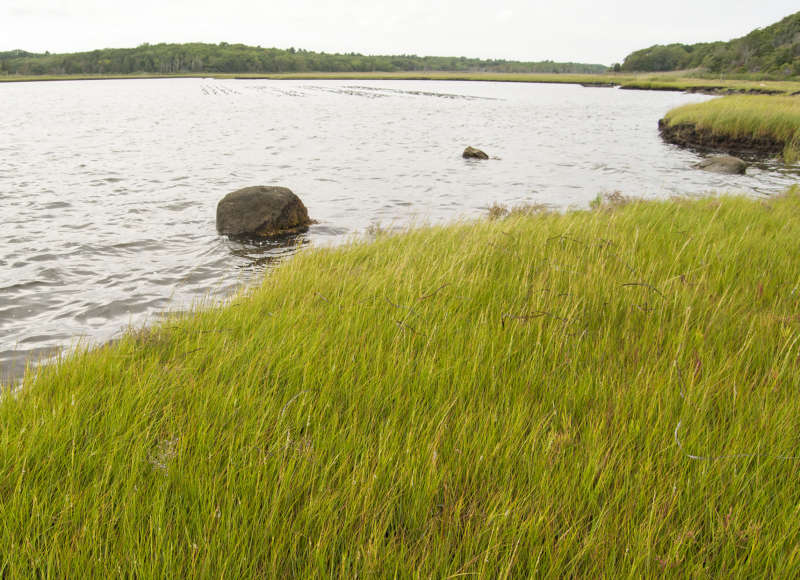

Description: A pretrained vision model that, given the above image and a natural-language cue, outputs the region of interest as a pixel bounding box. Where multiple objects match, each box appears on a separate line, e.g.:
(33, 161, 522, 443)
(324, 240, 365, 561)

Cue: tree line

(0, 43, 607, 76)
(621, 10, 800, 76)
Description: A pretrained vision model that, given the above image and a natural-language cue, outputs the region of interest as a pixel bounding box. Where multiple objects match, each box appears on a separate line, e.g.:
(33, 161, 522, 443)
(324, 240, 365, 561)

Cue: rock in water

(693, 155, 748, 175)
(216, 186, 312, 237)
(463, 146, 489, 160)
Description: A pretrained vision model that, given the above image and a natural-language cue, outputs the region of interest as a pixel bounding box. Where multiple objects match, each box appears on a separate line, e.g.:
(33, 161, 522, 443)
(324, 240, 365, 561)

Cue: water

(1, 78, 797, 382)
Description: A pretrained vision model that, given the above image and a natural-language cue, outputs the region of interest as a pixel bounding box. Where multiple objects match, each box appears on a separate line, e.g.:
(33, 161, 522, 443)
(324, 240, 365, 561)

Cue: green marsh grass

(663, 95, 800, 162)
(3, 192, 800, 576)
(619, 77, 800, 95)
(3, 71, 800, 95)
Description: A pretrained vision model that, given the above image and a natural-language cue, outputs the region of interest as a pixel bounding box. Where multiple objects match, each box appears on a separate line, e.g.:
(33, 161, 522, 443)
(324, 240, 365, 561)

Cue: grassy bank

(4, 192, 800, 576)
(661, 95, 800, 162)
(2, 70, 800, 94)
(619, 77, 800, 95)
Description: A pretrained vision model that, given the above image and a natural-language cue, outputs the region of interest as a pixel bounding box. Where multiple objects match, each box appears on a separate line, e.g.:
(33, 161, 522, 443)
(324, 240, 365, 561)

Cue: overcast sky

(2, 1, 797, 65)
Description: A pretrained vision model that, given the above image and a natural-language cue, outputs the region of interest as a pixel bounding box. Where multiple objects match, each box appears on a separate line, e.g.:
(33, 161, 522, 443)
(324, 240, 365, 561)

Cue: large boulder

(693, 155, 748, 175)
(463, 146, 489, 160)
(216, 186, 312, 237)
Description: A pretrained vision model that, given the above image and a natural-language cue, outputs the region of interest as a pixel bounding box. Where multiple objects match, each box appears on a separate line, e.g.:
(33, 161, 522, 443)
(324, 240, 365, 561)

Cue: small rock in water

(216, 186, 313, 237)
(463, 146, 489, 160)
(693, 155, 747, 175)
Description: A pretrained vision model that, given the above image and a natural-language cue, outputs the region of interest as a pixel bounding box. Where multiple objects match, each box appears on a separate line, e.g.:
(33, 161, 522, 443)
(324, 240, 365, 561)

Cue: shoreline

(657, 120, 786, 159)
(1, 71, 799, 95)
(658, 94, 800, 162)
(3, 83, 797, 385)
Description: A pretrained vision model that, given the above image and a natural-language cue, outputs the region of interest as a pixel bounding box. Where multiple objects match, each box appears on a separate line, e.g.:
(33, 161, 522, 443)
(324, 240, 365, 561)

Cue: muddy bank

(658, 119, 785, 159)
(622, 84, 784, 96)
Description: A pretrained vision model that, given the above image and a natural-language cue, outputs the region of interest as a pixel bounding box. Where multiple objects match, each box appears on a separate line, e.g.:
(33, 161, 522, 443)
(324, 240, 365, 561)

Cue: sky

(2, 1, 798, 65)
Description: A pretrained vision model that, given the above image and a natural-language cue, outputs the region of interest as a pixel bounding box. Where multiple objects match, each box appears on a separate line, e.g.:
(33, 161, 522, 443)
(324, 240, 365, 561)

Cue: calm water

(1, 78, 797, 382)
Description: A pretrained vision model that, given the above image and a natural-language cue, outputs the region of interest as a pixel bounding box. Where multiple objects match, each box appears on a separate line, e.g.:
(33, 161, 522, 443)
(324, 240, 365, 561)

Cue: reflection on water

(226, 233, 310, 270)
(1, 78, 797, 383)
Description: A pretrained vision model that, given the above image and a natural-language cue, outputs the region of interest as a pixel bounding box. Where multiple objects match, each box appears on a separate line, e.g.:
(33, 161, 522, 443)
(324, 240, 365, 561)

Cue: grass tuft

(487, 201, 550, 220)
(589, 190, 636, 211)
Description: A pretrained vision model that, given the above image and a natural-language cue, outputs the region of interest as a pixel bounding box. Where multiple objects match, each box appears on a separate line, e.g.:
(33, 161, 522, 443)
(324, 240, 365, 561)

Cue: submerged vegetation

(3, 192, 800, 576)
(622, 10, 800, 77)
(661, 95, 800, 162)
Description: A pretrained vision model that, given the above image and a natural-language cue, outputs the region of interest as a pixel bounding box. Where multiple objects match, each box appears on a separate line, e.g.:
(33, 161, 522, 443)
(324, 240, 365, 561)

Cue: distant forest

(0, 44, 607, 76)
(621, 10, 800, 76)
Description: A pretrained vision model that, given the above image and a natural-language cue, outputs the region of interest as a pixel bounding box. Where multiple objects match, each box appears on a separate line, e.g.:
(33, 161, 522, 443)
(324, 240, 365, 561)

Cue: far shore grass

(4, 191, 800, 576)
(2, 70, 800, 94)
(662, 95, 800, 162)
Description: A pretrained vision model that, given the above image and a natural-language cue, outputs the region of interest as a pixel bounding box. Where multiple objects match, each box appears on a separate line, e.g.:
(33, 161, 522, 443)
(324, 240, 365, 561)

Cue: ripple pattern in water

(1, 78, 797, 381)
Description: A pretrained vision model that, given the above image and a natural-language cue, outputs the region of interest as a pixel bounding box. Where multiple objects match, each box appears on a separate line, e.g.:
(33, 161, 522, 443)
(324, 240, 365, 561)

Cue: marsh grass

(663, 95, 800, 162)
(620, 77, 800, 94)
(0, 71, 622, 84)
(589, 190, 635, 210)
(3, 71, 800, 95)
(487, 201, 550, 220)
(3, 191, 800, 576)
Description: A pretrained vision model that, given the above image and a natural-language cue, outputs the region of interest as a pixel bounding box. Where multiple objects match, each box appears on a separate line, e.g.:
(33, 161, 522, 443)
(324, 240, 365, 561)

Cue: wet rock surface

(462, 146, 489, 160)
(216, 186, 313, 237)
(693, 155, 748, 174)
